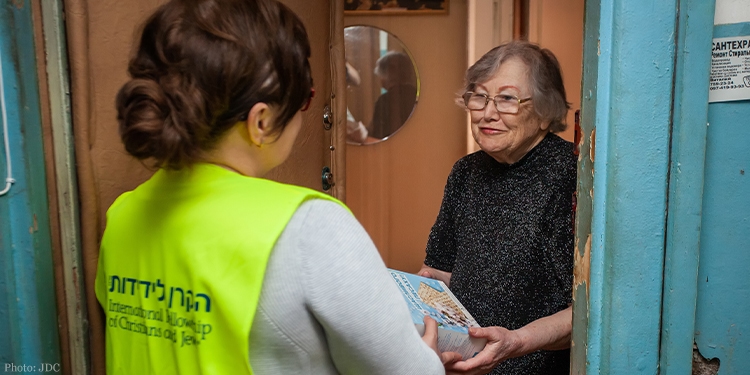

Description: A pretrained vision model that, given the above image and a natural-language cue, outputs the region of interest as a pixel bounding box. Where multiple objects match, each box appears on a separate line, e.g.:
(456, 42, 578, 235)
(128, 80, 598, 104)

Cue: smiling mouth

(479, 127, 506, 135)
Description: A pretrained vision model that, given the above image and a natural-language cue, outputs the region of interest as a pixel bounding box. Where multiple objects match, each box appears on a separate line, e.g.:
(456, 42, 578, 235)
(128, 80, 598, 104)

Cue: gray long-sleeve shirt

(249, 199, 445, 374)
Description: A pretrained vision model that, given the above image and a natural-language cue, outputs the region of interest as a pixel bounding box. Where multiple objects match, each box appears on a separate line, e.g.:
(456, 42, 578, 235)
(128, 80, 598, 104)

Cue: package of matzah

(388, 269, 486, 360)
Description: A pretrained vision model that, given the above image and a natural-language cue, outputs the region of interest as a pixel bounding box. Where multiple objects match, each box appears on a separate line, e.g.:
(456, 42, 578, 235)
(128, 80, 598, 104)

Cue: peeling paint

(693, 343, 720, 375)
(573, 234, 591, 295)
(29, 214, 39, 234)
(589, 127, 596, 163)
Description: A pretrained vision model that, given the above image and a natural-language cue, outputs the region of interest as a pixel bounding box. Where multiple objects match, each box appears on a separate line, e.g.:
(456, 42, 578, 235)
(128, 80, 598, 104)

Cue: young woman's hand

(422, 316, 463, 365)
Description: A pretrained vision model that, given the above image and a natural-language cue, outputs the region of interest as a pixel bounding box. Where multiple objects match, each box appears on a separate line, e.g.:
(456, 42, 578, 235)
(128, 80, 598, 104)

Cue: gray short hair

(464, 41, 570, 133)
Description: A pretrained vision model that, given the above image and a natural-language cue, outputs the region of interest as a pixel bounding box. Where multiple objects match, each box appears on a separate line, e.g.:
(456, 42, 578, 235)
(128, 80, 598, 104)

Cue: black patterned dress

(425, 133, 576, 375)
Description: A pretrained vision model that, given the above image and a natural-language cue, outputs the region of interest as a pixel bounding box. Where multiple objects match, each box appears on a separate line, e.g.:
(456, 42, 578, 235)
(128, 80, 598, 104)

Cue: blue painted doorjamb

(659, 0, 715, 374)
(576, 0, 678, 373)
(0, 1, 62, 369)
(570, 0, 600, 372)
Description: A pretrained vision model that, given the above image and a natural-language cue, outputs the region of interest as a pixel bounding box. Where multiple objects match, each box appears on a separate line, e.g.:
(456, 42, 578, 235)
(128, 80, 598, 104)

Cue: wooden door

(343, 5, 469, 273)
(60, 0, 343, 373)
(265, 0, 346, 195)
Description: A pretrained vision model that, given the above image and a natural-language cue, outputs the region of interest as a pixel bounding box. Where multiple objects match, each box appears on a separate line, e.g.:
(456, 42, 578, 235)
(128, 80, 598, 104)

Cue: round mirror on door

(344, 25, 419, 145)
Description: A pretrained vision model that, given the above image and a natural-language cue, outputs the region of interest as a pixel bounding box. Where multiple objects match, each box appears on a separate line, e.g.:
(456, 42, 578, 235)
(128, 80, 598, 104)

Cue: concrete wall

(692, 2, 750, 373)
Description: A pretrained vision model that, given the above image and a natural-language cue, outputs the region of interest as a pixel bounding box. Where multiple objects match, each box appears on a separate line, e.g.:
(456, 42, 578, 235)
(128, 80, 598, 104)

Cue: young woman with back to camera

(94, 0, 457, 373)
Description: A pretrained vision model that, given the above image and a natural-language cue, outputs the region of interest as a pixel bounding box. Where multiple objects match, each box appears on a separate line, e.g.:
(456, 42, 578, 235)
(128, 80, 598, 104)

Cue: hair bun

(116, 79, 191, 167)
(114, 0, 312, 169)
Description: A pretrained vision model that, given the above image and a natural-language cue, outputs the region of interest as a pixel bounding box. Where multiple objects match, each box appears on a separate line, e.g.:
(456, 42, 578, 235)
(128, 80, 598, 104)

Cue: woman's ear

(539, 119, 551, 131)
(244, 103, 273, 147)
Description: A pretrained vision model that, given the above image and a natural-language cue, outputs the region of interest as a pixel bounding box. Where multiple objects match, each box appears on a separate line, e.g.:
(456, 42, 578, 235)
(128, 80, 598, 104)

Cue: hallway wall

(528, 0, 584, 143)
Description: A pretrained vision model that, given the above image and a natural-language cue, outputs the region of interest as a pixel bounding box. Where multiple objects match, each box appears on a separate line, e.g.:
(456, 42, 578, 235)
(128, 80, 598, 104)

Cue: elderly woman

(419, 41, 575, 375)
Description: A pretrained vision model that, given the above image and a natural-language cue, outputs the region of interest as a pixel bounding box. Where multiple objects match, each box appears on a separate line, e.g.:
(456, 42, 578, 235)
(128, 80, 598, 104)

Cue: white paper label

(709, 35, 750, 103)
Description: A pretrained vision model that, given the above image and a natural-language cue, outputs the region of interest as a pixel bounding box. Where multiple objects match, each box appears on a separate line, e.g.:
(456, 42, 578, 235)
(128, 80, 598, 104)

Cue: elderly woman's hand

(444, 326, 523, 375)
(446, 307, 573, 374)
(418, 264, 453, 287)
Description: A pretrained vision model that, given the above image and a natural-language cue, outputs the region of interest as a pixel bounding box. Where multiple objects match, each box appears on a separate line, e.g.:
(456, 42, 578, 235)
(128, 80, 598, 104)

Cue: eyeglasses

(462, 91, 532, 114)
(301, 88, 315, 112)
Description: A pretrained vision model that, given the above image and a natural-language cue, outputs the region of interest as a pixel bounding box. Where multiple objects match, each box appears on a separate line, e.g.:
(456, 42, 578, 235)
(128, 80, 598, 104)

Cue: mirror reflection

(344, 25, 419, 144)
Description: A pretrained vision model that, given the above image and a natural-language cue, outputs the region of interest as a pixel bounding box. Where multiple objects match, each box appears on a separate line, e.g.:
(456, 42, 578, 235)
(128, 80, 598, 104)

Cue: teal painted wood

(0, 1, 62, 369)
(659, 0, 715, 374)
(40, 0, 90, 373)
(584, 0, 677, 373)
(571, 0, 601, 373)
(694, 21, 750, 375)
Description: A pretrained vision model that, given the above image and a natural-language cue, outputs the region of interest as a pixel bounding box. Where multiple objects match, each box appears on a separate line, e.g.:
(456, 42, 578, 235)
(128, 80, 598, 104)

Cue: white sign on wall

(709, 35, 750, 103)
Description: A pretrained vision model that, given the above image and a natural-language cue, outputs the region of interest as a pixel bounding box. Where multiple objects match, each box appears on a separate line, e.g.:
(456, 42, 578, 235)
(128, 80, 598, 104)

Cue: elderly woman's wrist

(505, 329, 528, 358)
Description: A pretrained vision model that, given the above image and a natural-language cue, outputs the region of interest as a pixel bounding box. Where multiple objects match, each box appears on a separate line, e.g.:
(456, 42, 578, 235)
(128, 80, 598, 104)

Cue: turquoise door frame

(0, 0, 62, 369)
(572, 0, 715, 374)
(660, 1, 715, 374)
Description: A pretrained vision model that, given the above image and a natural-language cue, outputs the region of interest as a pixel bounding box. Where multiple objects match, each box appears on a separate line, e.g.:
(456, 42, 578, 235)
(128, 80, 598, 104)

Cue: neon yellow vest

(95, 163, 345, 375)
